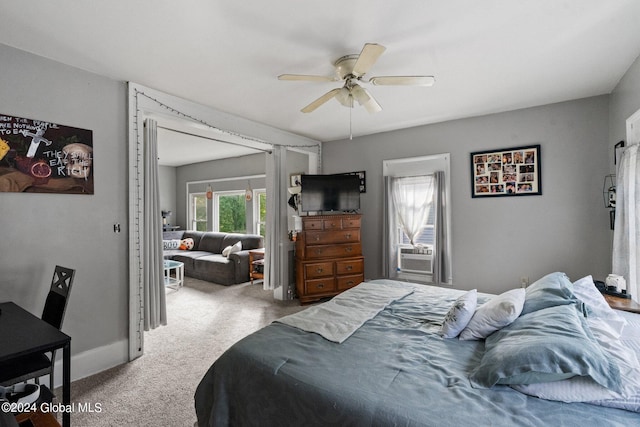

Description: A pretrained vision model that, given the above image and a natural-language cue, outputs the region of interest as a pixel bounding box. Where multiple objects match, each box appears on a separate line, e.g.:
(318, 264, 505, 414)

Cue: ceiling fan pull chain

(349, 95, 353, 140)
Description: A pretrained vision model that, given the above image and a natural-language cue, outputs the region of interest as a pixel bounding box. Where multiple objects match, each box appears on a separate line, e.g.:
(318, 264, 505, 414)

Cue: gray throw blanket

(275, 280, 414, 343)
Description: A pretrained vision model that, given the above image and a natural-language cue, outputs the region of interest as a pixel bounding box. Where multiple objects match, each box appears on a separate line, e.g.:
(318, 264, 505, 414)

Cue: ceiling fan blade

(369, 76, 435, 86)
(352, 43, 386, 77)
(351, 84, 382, 114)
(278, 74, 338, 82)
(301, 88, 342, 113)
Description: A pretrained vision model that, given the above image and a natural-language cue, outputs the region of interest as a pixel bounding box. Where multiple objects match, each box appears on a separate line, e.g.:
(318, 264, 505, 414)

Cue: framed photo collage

(470, 144, 541, 198)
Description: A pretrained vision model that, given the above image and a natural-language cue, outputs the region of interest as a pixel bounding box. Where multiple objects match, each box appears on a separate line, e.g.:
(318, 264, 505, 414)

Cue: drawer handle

(346, 265, 353, 271)
(314, 235, 321, 241)
(346, 281, 354, 286)
(315, 249, 323, 255)
(317, 283, 324, 289)
(330, 222, 336, 227)
(316, 268, 323, 273)
(345, 233, 352, 239)
(345, 246, 353, 252)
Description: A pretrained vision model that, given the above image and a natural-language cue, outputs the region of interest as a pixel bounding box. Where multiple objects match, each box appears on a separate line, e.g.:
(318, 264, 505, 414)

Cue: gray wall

(609, 54, 640, 165)
(159, 165, 177, 221)
(0, 44, 129, 375)
(323, 96, 612, 294)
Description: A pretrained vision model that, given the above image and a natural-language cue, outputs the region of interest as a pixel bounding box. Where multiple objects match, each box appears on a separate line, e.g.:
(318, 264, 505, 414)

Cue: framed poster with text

(0, 113, 93, 194)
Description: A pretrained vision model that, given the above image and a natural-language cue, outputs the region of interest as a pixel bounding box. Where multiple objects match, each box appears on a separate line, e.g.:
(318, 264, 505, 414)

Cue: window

(383, 154, 452, 285)
(214, 191, 247, 233)
(254, 189, 267, 236)
(391, 175, 435, 280)
(398, 204, 435, 247)
(190, 193, 207, 231)
(187, 182, 267, 234)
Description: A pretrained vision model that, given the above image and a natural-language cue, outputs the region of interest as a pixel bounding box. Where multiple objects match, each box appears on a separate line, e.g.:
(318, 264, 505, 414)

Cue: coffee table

(164, 259, 184, 289)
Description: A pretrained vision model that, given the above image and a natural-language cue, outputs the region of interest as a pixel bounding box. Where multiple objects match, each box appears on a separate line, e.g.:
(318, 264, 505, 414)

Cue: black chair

(0, 265, 75, 394)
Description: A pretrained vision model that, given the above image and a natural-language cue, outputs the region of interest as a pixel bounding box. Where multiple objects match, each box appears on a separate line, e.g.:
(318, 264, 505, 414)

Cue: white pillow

(459, 288, 525, 340)
(163, 239, 181, 250)
(222, 245, 232, 257)
(440, 290, 477, 339)
(573, 275, 627, 336)
(223, 241, 242, 257)
(511, 376, 620, 403)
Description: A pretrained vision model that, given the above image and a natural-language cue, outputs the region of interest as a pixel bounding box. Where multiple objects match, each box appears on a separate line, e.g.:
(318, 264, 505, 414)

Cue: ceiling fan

(278, 43, 435, 114)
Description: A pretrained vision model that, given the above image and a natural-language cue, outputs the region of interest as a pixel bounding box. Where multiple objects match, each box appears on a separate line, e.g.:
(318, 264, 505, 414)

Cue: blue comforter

(194, 281, 639, 426)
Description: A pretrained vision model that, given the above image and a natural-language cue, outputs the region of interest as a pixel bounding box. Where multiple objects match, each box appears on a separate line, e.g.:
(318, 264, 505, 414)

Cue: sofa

(163, 230, 264, 285)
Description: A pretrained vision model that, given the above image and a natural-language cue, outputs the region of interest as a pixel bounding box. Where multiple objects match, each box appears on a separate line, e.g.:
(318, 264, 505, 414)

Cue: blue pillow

(469, 304, 621, 392)
(521, 272, 577, 315)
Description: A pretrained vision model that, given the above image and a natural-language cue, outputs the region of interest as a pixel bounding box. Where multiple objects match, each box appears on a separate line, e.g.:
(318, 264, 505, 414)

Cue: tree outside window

(189, 186, 267, 234)
(256, 190, 267, 236)
(217, 192, 246, 233)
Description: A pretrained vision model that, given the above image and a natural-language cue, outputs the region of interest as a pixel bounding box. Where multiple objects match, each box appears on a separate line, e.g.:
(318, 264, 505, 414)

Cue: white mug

(605, 274, 626, 291)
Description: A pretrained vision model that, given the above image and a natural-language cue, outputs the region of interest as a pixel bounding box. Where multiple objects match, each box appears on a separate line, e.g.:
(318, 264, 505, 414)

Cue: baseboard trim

(51, 338, 129, 388)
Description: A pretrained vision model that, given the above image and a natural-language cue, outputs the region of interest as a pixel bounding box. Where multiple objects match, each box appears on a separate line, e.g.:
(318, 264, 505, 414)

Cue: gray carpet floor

(67, 277, 306, 427)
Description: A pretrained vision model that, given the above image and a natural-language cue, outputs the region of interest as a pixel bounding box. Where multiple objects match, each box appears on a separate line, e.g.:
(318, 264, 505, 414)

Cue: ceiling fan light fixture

(335, 87, 353, 108)
(362, 98, 382, 114)
(352, 84, 382, 113)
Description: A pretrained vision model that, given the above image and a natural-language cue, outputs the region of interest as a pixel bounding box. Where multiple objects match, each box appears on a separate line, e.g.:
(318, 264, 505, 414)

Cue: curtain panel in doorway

(143, 119, 167, 329)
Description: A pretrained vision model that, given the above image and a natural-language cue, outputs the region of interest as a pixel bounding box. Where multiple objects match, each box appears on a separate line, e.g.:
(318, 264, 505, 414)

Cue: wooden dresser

(295, 214, 364, 304)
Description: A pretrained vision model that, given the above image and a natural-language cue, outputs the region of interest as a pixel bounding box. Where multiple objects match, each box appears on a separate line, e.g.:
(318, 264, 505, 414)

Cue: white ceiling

(2, 1, 640, 156)
(148, 113, 267, 166)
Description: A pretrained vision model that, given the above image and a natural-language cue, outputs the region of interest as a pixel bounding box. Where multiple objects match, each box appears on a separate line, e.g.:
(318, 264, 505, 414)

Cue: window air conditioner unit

(398, 246, 433, 275)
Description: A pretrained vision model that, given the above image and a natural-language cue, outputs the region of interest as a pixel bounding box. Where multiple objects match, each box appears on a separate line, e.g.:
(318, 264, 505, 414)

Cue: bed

(194, 274, 640, 426)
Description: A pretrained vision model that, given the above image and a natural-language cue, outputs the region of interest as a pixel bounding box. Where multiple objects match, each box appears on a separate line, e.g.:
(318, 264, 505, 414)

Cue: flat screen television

(300, 174, 361, 213)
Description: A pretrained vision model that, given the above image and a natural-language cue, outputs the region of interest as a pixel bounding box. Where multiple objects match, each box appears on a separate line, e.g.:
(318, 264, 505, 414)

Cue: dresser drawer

(303, 219, 323, 230)
(341, 217, 361, 229)
(335, 258, 364, 275)
(304, 261, 334, 279)
(336, 274, 363, 291)
(306, 243, 362, 259)
(323, 218, 342, 230)
(306, 230, 360, 245)
(305, 278, 336, 295)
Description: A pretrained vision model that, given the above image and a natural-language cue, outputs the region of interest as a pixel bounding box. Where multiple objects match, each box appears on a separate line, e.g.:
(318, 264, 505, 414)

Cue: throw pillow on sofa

(222, 241, 242, 257)
(179, 238, 195, 250)
(163, 239, 181, 250)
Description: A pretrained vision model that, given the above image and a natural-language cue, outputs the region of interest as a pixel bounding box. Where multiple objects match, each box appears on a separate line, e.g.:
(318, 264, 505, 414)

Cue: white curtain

(391, 175, 435, 246)
(612, 143, 640, 302)
(143, 119, 167, 329)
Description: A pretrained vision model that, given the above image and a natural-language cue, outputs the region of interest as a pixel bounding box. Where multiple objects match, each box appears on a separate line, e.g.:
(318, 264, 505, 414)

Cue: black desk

(0, 302, 70, 427)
